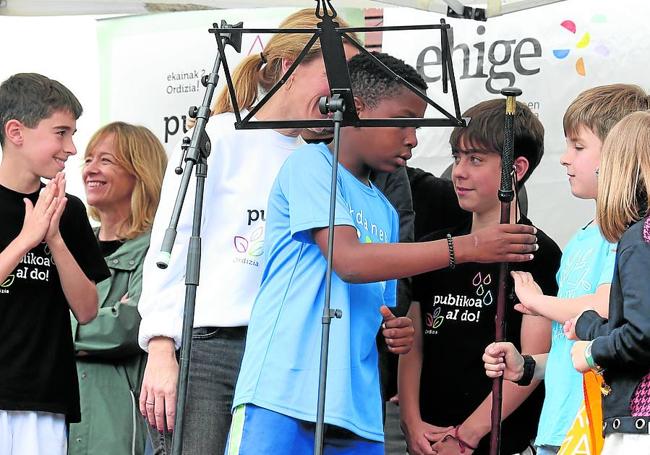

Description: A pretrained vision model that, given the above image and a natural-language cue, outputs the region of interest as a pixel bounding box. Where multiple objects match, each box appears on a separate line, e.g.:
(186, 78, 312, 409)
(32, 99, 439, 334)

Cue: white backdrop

(0, 15, 104, 207)
(383, 0, 649, 247)
(1, 1, 649, 246)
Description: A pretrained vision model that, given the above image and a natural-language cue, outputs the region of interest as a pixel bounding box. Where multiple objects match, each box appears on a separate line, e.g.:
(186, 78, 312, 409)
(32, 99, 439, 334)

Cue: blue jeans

(183, 326, 247, 454)
(152, 326, 247, 455)
(145, 423, 171, 455)
(145, 327, 246, 455)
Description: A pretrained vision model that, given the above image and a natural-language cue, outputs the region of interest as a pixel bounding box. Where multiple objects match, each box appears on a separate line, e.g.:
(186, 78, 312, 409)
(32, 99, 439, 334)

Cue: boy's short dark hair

(449, 99, 544, 186)
(0, 73, 83, 146)
(348, 51, 427, 108)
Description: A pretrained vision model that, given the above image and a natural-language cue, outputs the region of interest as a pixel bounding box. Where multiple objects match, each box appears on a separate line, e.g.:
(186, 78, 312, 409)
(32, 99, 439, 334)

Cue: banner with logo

(98, 1, 648, 245)
(383, 0, 649, 245)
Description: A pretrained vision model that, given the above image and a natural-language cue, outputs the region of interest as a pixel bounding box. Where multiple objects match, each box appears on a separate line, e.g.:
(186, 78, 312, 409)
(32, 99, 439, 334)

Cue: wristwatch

(514, 355, 536, 386)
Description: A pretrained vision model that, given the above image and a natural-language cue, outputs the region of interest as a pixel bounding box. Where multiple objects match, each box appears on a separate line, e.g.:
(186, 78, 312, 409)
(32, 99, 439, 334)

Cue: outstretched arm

(312, 224, 537, 283)
(510, 271, 611, 322)
(577, 242, 650, 369)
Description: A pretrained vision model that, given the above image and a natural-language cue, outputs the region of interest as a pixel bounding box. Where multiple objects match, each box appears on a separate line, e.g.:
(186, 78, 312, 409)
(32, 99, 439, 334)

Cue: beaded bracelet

(446, 233, 456, 269)
(453, 426, 477, 453)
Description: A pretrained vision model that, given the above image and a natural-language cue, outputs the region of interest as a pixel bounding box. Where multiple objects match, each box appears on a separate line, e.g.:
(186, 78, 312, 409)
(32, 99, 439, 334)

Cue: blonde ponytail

(209, 8, 358, 116)
(212, 53, 264, 115)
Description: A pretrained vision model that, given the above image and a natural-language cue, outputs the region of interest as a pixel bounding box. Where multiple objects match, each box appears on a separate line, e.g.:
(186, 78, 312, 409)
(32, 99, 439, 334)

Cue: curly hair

(347, 51, 427, 109)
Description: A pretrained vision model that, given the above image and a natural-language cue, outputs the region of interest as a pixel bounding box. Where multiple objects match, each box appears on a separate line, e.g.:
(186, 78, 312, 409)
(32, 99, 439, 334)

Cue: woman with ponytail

(137, 9, 358, 454)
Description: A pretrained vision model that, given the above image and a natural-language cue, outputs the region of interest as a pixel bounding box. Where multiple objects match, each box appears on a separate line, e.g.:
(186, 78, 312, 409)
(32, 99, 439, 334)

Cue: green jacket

(69, 231, 151, 455)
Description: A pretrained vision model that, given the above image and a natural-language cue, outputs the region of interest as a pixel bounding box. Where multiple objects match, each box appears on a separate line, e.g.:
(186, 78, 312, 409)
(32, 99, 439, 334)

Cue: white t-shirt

(138, 112, 303, 350)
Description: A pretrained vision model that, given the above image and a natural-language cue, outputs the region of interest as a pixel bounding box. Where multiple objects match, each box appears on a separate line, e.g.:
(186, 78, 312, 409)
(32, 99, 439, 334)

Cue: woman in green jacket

(69, 122, 167, 455)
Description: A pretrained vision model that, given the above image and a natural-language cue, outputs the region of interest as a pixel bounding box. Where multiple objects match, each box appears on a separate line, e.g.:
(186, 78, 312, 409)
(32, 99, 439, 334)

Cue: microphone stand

(154, 20, 242, 455)
(314, 93, 345, 454)
(489, 87, 522, 455)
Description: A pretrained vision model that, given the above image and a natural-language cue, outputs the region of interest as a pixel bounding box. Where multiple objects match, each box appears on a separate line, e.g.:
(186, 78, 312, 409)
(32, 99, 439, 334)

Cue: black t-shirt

(412, 217, 561, 454)
(0, 184, 110, 422)
(406, 166, 471, 240)
(99, 239, 123, 257)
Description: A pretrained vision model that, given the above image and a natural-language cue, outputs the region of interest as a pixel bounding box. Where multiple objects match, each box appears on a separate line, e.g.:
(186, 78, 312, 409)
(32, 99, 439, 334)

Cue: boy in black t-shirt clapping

(0, 73, 109, 454)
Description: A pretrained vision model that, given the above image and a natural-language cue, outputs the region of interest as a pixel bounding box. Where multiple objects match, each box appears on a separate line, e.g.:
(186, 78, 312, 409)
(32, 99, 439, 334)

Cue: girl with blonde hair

(568, 110, 650, 454)
(137, 9, 358, 454)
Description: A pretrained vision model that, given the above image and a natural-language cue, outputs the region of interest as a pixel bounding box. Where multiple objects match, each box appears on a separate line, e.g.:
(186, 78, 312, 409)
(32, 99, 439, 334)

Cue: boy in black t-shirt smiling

(398, 99, 562, 455)
(0, 73, 109, 454)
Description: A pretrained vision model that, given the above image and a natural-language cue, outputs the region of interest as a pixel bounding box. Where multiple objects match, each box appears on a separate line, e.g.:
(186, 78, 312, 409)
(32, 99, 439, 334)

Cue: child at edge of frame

(0, 73, 110, 455)
(565, 110, 650, 455)
(483, 84, 649, 455)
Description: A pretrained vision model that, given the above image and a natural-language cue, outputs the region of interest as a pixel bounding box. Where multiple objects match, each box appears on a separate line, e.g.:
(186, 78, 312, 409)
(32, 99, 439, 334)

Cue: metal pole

(489, 86, 522, 455)
(314, 94, 345, 455)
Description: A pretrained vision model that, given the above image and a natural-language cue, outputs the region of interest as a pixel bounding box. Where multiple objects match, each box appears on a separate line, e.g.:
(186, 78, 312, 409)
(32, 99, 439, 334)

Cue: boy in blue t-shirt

(227, 52, 539, 455)
(483, 84, 648, 454)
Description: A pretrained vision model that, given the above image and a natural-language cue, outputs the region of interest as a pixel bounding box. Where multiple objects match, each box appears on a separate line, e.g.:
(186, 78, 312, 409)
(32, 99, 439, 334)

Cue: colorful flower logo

(552, 16, 609, 76)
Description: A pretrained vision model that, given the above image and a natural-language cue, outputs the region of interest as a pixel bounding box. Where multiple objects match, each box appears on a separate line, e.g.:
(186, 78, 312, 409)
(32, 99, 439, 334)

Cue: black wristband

(446, 234, 456, 269)
(515, 355, 536, 386)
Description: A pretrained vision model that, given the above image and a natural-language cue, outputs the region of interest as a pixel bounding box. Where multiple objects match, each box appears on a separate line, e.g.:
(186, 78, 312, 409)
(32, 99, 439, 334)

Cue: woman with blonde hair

(69, 121, 167, 455)
(137, 8, 358, 455)
(567, 110, 650, 454)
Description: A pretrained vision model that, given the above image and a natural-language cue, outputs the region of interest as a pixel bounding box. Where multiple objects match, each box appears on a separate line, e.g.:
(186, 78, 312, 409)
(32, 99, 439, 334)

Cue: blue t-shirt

(535, 223, 617, 446)
(233, 143, 399, 442)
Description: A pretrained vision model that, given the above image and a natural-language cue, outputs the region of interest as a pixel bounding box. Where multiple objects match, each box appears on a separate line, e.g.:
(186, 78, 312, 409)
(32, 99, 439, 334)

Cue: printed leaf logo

(553, 16, 609, 76)
(233, 226, 265, 257)
(248, 242, 264, 257)
(249, 226, 263, 242)
(1, 274, 15, 288)
(432, 306, 444, 329)
(425, 306, 444, 330)
(234, 236, 249, 253)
